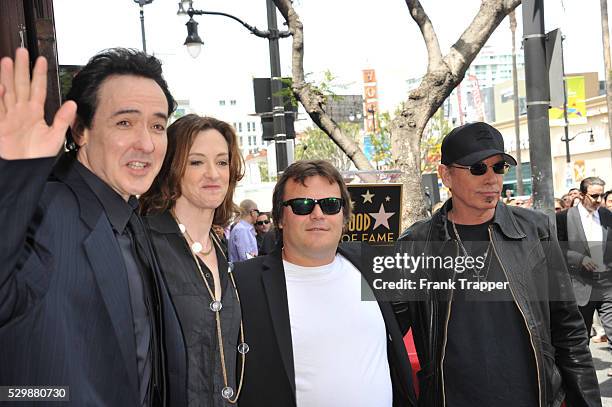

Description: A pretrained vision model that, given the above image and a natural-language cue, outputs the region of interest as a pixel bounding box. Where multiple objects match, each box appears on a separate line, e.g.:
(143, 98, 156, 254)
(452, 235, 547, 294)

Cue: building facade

(495, 94, 612, 196)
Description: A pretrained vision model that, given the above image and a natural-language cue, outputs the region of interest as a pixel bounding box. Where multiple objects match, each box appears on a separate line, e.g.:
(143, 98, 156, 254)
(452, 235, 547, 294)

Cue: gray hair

(579, 177, 605, 194)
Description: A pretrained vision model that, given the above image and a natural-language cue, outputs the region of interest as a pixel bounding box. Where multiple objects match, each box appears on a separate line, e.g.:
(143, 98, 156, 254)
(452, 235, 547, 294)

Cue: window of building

(230, 100, 237, 106)
(219, 100, 225, 106)
(238, 122, 243, 132)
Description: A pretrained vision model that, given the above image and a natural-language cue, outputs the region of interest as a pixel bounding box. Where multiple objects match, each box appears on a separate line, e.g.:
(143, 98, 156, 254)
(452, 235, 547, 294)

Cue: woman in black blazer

(140, 114, 246, 406)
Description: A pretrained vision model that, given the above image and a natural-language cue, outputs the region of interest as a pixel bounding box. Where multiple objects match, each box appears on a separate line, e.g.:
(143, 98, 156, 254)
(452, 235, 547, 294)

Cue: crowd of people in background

(500, 184, 612, 212)
(211, 200, 279, 261)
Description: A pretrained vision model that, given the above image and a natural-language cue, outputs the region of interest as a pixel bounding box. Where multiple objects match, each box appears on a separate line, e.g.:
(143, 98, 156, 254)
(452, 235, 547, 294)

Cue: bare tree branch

(391, 0, 522, 228)
(273, 0, 377, 177)
(405, 0, 443, 70)
(445, 0, 521, 76)
(276, 0, 523, 228)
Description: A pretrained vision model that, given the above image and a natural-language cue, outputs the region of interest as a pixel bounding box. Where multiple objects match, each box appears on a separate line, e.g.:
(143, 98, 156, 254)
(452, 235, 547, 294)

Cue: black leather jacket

(396, 200, 601, 407)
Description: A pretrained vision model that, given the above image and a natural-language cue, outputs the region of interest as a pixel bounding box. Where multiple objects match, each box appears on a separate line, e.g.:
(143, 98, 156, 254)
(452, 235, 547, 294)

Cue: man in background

(228, 199, 259, 262)
(255, 212, 272, 251)
(557, 176, 612, 372)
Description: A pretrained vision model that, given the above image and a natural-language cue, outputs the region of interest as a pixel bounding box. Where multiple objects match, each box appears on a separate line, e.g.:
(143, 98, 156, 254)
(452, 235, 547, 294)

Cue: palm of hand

(0, 48, 76, 160)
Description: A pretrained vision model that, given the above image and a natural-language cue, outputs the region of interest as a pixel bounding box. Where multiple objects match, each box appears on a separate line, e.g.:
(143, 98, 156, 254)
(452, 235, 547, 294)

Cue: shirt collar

(239, 219, 254, 230)
(74, 161, 136, 234)
(578, 202, 600, 221)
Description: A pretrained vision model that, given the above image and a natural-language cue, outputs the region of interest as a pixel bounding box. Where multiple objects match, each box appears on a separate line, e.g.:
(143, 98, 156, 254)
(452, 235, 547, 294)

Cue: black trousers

(579, 284, 612, 352)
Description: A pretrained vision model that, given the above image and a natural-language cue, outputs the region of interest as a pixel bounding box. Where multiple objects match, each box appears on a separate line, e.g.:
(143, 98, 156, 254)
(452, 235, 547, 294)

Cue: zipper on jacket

(488, 226, 542, 407)
(440, 242, 459, 407)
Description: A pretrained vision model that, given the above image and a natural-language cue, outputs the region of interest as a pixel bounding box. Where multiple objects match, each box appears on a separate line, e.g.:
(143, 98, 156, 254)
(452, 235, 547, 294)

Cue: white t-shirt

(283, 254, 393, 407)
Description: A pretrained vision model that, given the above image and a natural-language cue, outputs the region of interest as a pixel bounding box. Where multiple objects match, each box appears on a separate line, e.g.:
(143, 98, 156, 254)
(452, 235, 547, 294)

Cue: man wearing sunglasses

(396, 122, 600, 406)
(556, 177, 612, 374)
(232, 160, 416, 407)
(255, 212, 272, 253)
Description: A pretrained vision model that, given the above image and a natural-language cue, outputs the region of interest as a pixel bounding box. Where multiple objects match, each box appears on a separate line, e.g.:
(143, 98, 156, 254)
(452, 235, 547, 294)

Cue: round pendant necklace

(176, 222, 214, 256)
(172, 212, 247, 403)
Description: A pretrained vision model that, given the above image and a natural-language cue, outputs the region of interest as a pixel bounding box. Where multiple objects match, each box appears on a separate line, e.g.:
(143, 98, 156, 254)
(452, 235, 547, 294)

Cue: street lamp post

(266, 0, 289, 173)
(178, 0, 292, 174)
(561, 128, 594, 163)
(133, 0, 154, 53)
(522, 0, 554, 211)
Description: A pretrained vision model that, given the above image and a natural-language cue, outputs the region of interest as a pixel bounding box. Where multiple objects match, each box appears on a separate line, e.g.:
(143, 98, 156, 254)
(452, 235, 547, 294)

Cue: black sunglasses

(449, 161, 510, 176)
(255, 220, 270, 226)
(282, 197, 344, 216)
(587, 193, 603, 201)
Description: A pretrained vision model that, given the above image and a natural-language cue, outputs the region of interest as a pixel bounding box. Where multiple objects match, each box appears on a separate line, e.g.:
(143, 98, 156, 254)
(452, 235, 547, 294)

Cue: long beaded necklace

(172, 212, 248, 403)
(451, 218, 492, 282)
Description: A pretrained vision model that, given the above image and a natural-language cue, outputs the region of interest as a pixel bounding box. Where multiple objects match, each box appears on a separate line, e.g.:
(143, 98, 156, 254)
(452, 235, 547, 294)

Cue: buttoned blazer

(556, 206, 612, 305)
(232, 243, 417, 407)
(0, 155, 187, 406)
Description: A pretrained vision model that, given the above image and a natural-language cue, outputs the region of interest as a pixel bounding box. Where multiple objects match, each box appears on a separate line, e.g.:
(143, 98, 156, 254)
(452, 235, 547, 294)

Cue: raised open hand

(0, 48, 77, 160)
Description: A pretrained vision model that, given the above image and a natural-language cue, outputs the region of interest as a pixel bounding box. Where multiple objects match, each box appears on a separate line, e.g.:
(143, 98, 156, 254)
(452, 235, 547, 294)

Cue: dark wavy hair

(140, 114, 244, 226)
(272, 160, 352, 241)
(602, 190, 612, 205)
(65, 48, 176, 152)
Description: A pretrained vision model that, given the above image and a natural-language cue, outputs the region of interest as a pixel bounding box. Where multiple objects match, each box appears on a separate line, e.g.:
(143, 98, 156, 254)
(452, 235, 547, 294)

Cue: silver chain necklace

(450, 218, 492, 282)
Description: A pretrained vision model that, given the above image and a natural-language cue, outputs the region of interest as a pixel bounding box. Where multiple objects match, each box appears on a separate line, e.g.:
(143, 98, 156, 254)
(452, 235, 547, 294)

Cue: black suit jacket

(232, 243, 416, 407)
(556, 206, 612, 305)
(0, 155, 187, 406)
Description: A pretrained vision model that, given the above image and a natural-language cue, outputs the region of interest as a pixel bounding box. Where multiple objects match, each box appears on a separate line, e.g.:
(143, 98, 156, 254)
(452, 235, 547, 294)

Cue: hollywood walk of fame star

(370, 203, 395, 230)
(361, 190, 375, 204)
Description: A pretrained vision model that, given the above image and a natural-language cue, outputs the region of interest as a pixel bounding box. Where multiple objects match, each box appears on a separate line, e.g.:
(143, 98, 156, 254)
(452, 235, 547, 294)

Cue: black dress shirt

(74, 162, 156, 406)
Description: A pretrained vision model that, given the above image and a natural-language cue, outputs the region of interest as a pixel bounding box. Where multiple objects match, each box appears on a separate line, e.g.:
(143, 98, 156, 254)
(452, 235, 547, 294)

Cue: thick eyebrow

(111, 109, 168, 121)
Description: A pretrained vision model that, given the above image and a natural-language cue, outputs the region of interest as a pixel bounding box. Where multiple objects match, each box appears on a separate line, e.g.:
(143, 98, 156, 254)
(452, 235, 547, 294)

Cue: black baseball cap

(441, 122, 517, 166)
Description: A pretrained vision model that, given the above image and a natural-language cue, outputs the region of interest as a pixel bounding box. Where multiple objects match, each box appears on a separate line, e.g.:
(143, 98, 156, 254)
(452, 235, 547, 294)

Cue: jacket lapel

(568, 206, 590, 255)
(84, 214, 139, 399)
(54, 155, 139, 400)
(599, 208, 609, 245)
(261, 250, 296, 395)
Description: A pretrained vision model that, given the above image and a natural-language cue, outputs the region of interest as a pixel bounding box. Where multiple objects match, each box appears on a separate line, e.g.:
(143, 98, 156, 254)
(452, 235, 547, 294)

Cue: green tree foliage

(258, 160, 274, 182)
(369, 111, 392, 168)
(420, 107, 451, 173)
(296, 122, 361, 171)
